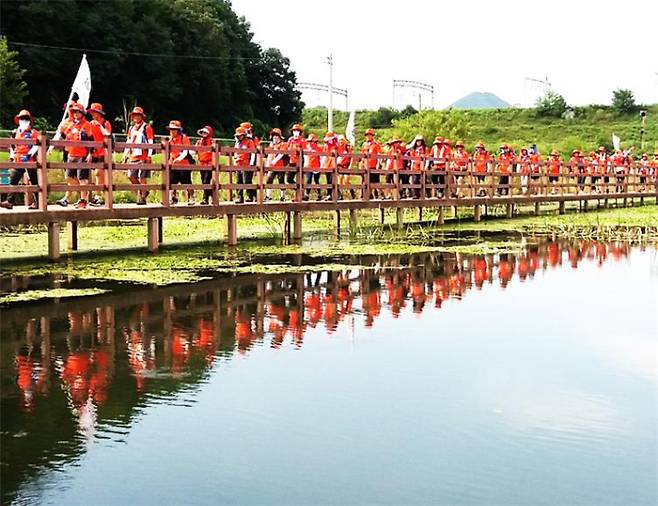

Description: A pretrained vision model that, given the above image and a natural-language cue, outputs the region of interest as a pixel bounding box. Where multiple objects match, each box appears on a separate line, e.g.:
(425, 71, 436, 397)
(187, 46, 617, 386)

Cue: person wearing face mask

(287, 123, 306, 188)
(0, 110, 41, 210)
(58, 102, 95, 208)
(195, 126, 215, 205)
(265, 128, 287, 201)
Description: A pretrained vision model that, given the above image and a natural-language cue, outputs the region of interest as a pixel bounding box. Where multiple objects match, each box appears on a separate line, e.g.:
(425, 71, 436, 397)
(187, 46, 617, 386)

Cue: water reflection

(0, 238, 652, 504)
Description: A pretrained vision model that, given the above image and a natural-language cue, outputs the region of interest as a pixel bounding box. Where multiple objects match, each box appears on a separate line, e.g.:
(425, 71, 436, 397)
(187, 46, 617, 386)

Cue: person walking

(58, 102, 94, 208)
(233, 125, 257, 203)
(195, 125, 215, 205)
(123, 106, 154, 205)
(87, 103, 112, 207)
(303, 133, 322, 201)
(0, 109, 41, 210)
(166, 120, 194, 205)
(361, 128, 382, 199)
(265, 128, 287, 201)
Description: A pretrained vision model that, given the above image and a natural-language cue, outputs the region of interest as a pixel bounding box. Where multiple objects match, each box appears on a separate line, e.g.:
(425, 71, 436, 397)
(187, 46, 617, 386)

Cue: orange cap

(306, 133, 318, 142)
(365, 128, 376, 136)
(240, 122, 253, 130)
(290, 123, 303, 132)
(14, 109, 32, 124)
(166, 120, 182, 130)
(235, 127, 246, 136)
(87, 103, 105, 116)
(269, 128, 283, 137)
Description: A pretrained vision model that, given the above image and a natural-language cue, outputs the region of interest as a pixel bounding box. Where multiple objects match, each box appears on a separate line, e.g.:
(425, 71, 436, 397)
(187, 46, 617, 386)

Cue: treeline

(0, 0, 304, 134)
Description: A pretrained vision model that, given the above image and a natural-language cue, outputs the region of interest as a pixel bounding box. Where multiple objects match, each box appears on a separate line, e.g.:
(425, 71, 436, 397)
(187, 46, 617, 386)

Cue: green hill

(301, 105, 658, 156)
(450, 92, 511, 109)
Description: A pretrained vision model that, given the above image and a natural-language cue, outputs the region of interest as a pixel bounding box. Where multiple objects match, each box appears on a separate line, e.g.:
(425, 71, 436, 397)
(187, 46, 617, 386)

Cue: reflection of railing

(1, 239, 639, 503)
(1, 135, 656, 258)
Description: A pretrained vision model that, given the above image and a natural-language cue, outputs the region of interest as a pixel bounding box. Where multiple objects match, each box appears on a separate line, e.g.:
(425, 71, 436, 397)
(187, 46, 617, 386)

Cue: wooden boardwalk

(1, 135, 656, 260)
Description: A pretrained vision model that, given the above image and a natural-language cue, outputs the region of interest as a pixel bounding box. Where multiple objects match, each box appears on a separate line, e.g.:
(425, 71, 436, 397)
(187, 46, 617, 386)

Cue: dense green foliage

(0, 0, 303, 135)
(303, 105, 658, 155)
(612, 88, 638, 115)
(0, 36, 28, 128)
(535, 90, 568, 118)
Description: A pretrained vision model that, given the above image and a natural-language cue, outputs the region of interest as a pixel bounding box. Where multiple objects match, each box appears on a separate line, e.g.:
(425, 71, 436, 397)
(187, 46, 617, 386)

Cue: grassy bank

(302, 105, 658, 155)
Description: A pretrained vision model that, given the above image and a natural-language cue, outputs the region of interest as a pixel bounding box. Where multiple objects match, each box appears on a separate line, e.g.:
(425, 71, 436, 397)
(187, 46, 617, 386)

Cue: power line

(7, 41, 260, 61)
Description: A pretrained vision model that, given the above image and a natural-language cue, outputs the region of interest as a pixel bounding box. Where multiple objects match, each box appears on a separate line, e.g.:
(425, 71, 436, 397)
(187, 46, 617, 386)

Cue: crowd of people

(1, 102, 657, 210)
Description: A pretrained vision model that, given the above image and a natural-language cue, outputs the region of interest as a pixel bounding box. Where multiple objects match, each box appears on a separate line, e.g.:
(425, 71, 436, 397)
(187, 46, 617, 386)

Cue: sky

(232, 0, 658, 110)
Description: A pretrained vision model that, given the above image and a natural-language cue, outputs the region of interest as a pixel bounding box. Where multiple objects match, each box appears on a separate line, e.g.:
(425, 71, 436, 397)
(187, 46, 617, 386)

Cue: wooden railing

(1, 135, 656, 211)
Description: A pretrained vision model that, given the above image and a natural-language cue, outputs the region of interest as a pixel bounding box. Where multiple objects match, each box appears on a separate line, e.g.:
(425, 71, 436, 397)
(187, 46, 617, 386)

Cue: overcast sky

(232, 0, 657, 110)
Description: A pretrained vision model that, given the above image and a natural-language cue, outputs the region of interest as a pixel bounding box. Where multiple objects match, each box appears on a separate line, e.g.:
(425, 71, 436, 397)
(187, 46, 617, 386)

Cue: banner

(71, 54, 92, 108)
(345, 111, 356, 146)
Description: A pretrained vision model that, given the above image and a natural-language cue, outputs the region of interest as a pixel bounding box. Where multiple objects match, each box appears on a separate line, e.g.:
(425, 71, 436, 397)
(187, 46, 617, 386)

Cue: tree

(0, 0, 302, 135)
(611, 88, 637, 115)
(0, 36, 28, 128)
(535, 90, 567, 118)
(392, 110, 470, 144)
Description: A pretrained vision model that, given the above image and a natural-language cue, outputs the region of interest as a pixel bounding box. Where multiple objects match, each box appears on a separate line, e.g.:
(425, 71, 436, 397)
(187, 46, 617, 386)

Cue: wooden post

(293, 211, 302, 240)
(48, 222, 60, 262)
(38, 134, 48, 211)
(335, 209, 341, 237)
(162, 141, 171, 207)
(67, 221, 78, 251)
(473, 205, 481, 222)
(437, 206, 444, 225)
(147, 217, 159, 253)
(380, 207, 384, 225)
(396, 207, 403, 230)
(583, 200, 588, 212)
(226, 214, 237, 245)
(558, 200, 566, 215)
(284, 211, 291, 243)
(418, 207, 423, 222)
(105, 135, 114, 209)
(349, 208, 357, 233)
(534, 202, 540, 215)
(158, 216, 163, 243)
(506, 203, 513, 218)
(212, 141, 220, 206)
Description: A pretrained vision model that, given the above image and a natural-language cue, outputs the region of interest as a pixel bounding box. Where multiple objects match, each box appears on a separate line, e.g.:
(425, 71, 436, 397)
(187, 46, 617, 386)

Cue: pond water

(1, 238, 656, 505)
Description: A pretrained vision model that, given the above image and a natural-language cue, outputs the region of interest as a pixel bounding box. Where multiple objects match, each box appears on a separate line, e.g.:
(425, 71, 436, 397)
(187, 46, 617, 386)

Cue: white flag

(71, 54, 92, 108)
(612, 134, 621, 151)
(345, 110, 356, 145)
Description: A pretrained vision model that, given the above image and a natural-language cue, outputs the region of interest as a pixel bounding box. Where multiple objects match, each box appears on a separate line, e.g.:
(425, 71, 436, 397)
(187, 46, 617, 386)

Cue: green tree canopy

(611, 88, 637, 115)
(0, 0, 303, 135)
(535, 90, 568, 118)
(0, 36, 28, 128)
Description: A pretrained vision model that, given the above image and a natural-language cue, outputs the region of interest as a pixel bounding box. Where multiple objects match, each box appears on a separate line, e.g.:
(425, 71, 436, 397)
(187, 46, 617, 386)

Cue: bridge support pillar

(534, 202, 540, 215)
(396, 208, 403, 231)
(226, 214, 237, 246)
(473, 205, 481, 222)
(334, 210, 341, 237)
(506, 204, 513, 219)
(147, 217, 159, 253)
(623, 197, 627, 207)
(283, 212, 291, 243)
(379, 208, 385, 225)
(67, 221, 78, 251)
(418, 208, 423, 222)
(349, 209, 357, 233)
(293, 211, 303, 240)
(437, 206, 444, 225)
(158, 216, 163, 244)
(47, 222, 60, 262)
(558, 201, 566, 215)
(583, 200, 588, 212)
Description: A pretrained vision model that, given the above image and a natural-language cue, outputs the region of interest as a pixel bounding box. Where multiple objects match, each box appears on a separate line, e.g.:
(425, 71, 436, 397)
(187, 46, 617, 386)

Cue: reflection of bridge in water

(0, 238, 640, 503)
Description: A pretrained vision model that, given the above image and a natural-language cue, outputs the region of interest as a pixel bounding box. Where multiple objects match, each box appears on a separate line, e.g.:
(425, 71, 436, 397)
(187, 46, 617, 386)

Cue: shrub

(535, 90, 568, 118)
(611, 89, 637, 115)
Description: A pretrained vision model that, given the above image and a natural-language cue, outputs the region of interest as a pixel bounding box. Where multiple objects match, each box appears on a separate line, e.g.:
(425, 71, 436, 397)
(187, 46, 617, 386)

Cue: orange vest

(12, 127, 41, 160)
(286, 136, 306, 165)
(474, 150, 490, 173)
(63, 119, 94, 158)
(361, 140, 382, 169)
(169, 134, 190, 164)
(195, 138, 213, 165)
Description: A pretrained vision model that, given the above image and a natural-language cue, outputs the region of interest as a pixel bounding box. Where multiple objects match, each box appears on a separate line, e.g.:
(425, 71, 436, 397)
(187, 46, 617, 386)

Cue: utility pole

(327, 53, 334, 132)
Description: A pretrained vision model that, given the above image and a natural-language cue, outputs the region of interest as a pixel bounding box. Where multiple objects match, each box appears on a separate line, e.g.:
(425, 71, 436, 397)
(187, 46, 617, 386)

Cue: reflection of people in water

(11, 238, 636, 425)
